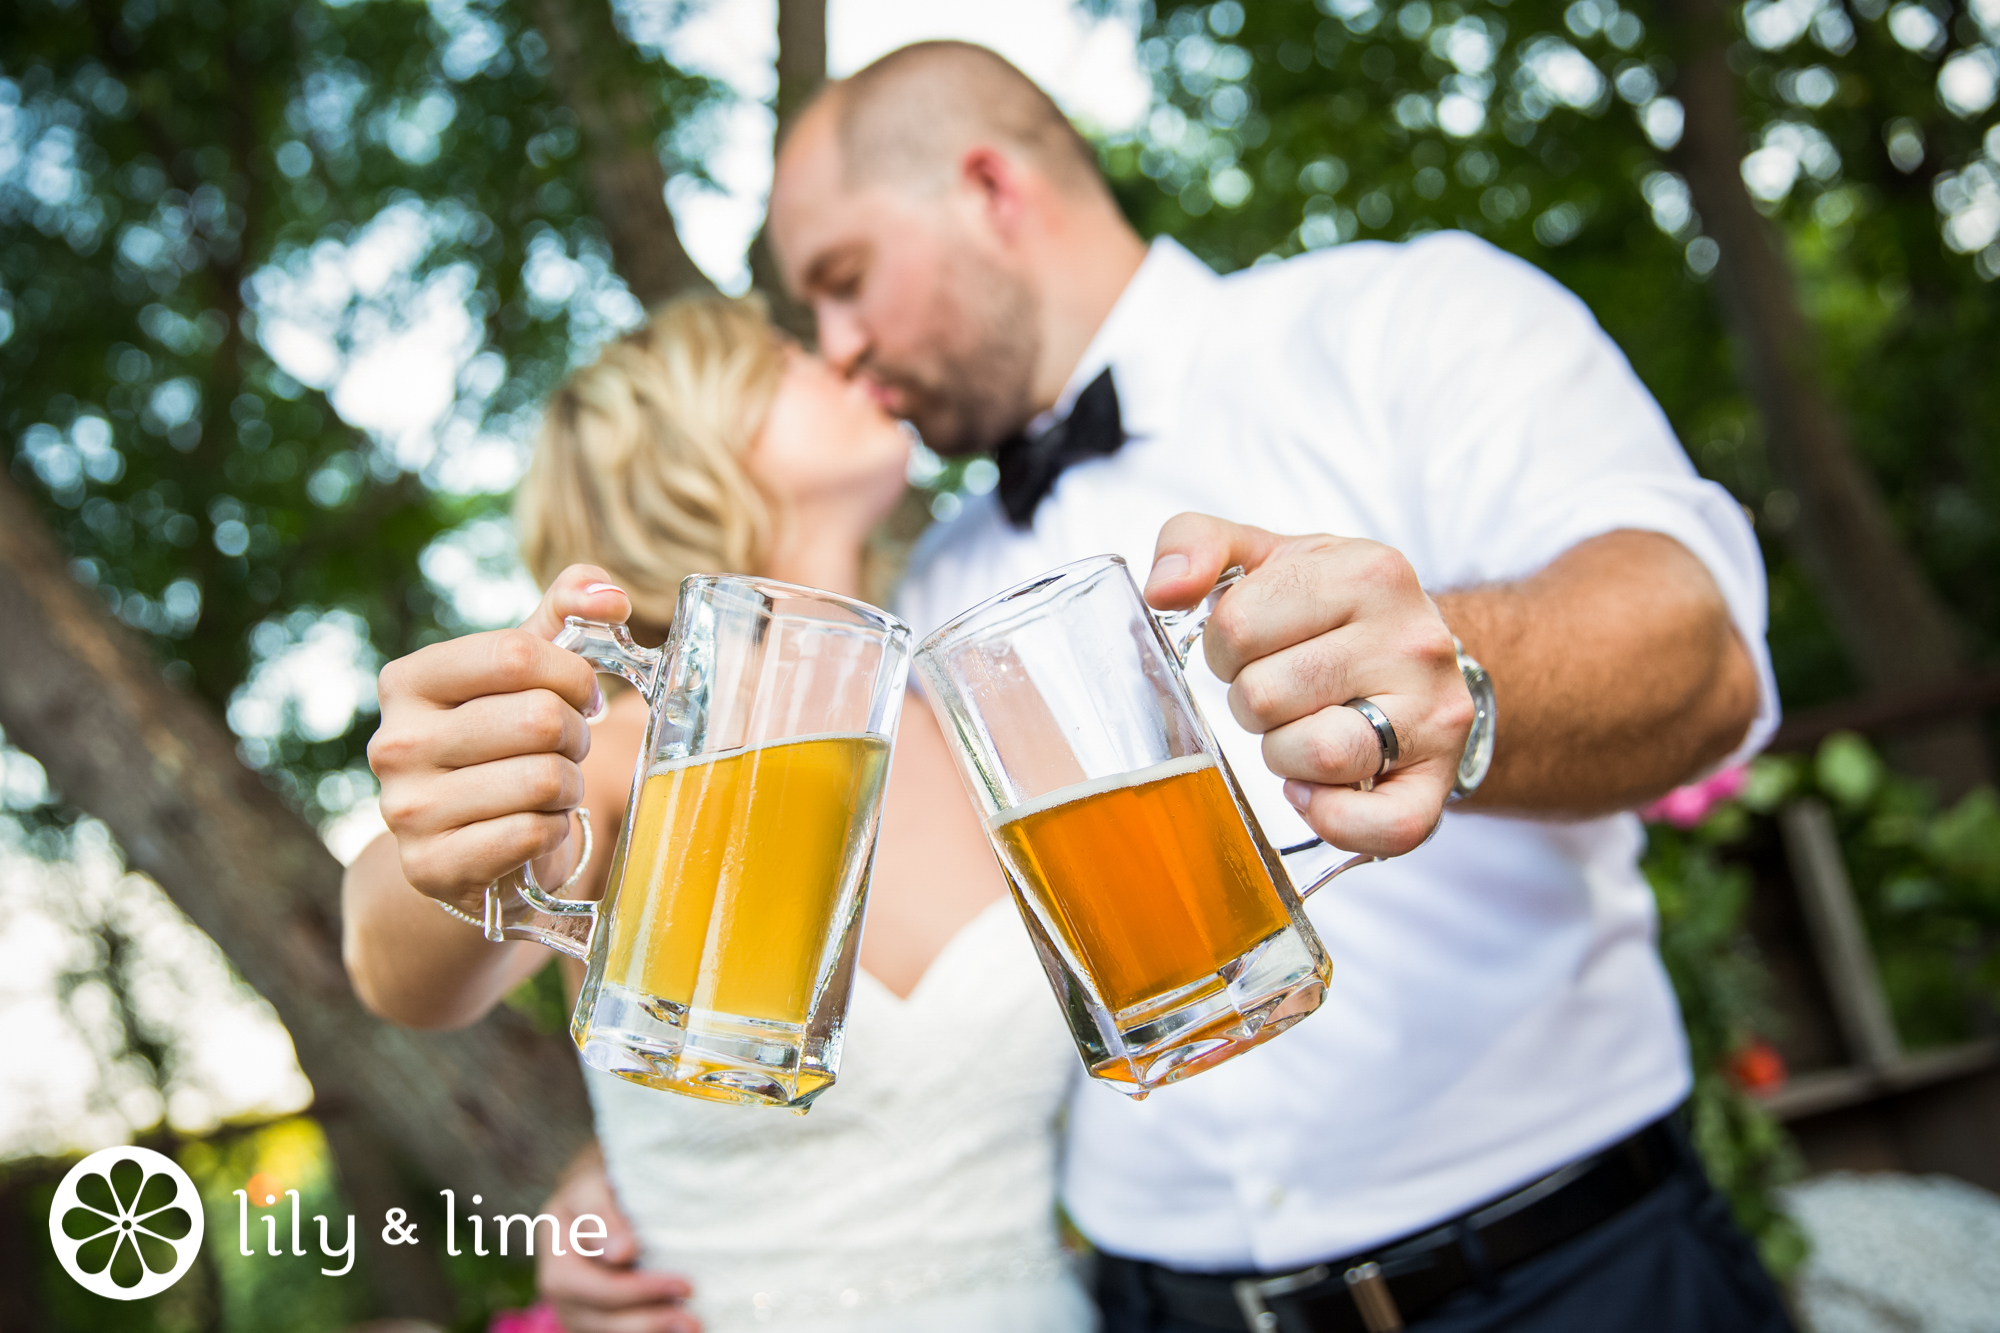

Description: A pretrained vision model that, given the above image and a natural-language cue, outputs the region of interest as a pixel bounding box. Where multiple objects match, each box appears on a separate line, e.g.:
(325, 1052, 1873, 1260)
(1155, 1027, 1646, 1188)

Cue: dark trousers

(1095, 1137, 1797, 1333)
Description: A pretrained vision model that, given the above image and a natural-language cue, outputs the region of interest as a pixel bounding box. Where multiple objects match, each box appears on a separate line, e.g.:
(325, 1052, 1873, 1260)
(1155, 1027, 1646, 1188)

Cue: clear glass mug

(914, 555, 1373, 1096)
(482, 574, 912, 1111)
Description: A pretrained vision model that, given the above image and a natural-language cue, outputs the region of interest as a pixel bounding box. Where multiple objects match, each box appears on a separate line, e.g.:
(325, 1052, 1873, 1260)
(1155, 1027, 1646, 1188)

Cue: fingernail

(1284, 780, 1313, 811)
(586, 681, 604, 719)
(583, 582, 625, 597)
(1146, 553, 1189, 588)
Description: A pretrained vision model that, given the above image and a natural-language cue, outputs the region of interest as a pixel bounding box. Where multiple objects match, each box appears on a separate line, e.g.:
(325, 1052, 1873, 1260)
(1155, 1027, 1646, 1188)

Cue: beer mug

(483, 574, 912, 1111)
(914, 555, 1373, 1096)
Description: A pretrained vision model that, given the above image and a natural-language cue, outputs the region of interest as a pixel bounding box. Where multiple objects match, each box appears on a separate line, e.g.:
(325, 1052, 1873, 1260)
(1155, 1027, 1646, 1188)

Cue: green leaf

(1815, 733, 1883, 809)
(134, 1168, 178, 1216)
(1926, 788, 2000, 879)
(132, 1228, 180, 1274)
(1739, 757, 1800, 813)
(73, 1169, 118, 1215)
(61, 1203, 116, 1241)
(137, 1203, 193, 1241)
(105, 1158, 144, 1213)
(108, 1232, 146, 1288)
(1697, 803, 1750, 845)
(1882, 875, 1941, 913)
(73, 1229, 119, 1276)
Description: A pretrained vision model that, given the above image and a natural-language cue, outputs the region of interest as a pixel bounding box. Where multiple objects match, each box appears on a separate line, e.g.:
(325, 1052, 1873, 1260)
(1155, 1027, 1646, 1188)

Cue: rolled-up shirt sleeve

(1391, 233, 1780, 765)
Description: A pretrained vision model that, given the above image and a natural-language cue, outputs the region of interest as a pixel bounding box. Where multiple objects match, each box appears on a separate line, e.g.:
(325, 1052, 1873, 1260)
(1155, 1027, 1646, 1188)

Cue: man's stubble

(873, 244, 1040, 457)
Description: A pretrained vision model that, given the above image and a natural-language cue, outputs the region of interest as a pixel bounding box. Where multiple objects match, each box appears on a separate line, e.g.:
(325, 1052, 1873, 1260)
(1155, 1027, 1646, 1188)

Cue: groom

(545, 40, 1792, 1333)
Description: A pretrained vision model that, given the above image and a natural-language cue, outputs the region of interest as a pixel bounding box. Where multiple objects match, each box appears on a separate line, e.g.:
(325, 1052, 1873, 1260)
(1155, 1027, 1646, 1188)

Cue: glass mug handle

(1154, 568, 1380, 900)
(478, 617, 665, 955)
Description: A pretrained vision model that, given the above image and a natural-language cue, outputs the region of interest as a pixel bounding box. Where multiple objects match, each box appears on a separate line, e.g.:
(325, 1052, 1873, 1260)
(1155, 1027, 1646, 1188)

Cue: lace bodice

(585, 898, 1093, 1332)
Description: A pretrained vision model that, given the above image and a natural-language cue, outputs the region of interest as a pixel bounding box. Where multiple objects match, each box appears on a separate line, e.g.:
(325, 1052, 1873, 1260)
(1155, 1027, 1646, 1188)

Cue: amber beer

(603, 732, 890, 1027)
(918, 554, 1335, 1093)
(989, 753, 1292, 1015)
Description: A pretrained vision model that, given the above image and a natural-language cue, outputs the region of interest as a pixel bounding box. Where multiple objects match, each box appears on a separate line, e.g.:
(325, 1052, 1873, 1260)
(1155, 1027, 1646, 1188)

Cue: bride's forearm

(341, 832, 548, 1029)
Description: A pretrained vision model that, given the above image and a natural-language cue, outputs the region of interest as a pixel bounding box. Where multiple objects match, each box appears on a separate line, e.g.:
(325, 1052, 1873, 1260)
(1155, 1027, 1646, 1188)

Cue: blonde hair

(516, 295, 783, 638)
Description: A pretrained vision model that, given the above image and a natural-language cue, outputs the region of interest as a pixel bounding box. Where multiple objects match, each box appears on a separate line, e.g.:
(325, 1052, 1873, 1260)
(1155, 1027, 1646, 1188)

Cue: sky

(0, 810, 314, 1159)
(0, 0, 1152, 1160)
(654, 0, 1152, 291)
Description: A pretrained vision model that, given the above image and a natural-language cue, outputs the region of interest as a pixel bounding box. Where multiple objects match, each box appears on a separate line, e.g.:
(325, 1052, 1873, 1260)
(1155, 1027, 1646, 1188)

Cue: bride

(342, 295, 1096, 1333)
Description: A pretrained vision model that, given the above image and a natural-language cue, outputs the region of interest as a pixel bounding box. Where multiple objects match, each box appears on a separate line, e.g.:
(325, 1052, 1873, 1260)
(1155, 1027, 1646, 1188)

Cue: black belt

(1099, 1113, 1684, 1333)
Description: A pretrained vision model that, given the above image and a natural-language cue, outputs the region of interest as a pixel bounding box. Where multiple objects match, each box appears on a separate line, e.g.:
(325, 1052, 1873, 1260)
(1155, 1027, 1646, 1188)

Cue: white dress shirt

(896, 234, 1778, 1272)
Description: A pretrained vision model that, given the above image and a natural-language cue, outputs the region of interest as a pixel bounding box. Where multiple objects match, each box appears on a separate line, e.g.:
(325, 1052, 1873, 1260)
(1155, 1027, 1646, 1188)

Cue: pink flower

(1641, 765, 1748, 829)
(489, 1303, 565, 1333)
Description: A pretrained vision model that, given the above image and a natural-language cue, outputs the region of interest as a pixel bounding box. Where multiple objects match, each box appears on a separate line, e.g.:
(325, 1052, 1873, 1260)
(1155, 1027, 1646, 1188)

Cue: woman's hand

(343, 567, 644, 1029)
(538, 1145, 700, 1333)
(368, 566, 632, 914)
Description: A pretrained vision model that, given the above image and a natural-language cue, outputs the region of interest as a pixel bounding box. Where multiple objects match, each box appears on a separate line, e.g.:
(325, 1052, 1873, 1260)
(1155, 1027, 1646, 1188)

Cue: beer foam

(988, 753, 1217, 830)
(645, 731, 885, 779)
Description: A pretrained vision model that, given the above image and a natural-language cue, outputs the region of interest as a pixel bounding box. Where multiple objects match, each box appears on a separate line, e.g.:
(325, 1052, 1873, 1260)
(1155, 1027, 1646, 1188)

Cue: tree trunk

(0, 1159, 60, 1333)
(537, 0, 714, 306)
(319, 1110, 461, 1322)
(775, 0, 830, 129)
(751, 0, 829, 339)
(0, 474, 591, 1278)
(1658, 0, 1991, 796)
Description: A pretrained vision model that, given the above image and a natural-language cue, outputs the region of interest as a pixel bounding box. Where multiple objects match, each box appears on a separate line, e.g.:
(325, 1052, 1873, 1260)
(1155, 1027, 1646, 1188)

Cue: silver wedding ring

(1344, 697, 1398, 793)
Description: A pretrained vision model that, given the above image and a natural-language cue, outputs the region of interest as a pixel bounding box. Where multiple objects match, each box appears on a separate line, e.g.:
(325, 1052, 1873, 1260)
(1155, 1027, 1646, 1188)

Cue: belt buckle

(1229, 1264, 1325, 1332)
(1230, 1261, 1404, 1333)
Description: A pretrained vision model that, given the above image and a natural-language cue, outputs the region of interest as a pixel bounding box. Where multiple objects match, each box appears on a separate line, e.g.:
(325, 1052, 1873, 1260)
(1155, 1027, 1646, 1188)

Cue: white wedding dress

(585, 897, 1098, 1332)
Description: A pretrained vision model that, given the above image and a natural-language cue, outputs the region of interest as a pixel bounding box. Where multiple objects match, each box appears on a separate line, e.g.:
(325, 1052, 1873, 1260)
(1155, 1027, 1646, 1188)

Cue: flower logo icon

(50, 1146, 205, 1300)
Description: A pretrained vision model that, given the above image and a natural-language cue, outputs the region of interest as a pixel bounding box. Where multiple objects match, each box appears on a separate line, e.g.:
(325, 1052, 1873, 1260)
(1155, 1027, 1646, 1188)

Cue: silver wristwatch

(1451, 637, 1495, 802)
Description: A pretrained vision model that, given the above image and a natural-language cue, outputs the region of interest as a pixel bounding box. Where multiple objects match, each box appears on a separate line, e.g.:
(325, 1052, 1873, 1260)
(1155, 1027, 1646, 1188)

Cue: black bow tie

(995, 368, 1126, 528)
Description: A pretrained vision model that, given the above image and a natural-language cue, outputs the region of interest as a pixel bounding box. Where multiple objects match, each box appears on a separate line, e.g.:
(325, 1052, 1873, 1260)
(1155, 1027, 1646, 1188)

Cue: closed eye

(804, 244, 868, 302)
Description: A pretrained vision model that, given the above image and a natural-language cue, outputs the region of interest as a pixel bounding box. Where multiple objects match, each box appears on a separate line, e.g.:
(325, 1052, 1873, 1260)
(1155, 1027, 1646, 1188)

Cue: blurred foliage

(1685, 1065, 1812, 1277)
(1106, 0, 2000, 710)
(8, 1116, 537, 1331)
(1644, 788, 1809, 1276)
(1753, 732, 2000, 1041)
(2, 7, 719, 1319)
(1642, 736, 2000, 1273)
(180, 1119, 368, 1333)
(504, 956, 572, 1035)
(0, 0, 721, 825)
(5, 0, 1991, 841)
(11, 1159, 217, 1331)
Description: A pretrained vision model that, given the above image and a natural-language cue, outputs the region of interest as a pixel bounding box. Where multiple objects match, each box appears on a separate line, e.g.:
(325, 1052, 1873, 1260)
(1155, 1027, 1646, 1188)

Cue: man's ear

(959, 144, 1032, 241)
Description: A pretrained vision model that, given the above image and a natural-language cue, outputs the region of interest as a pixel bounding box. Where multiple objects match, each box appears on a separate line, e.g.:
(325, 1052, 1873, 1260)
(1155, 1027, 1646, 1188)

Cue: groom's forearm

(1435, 530, 1761, 817)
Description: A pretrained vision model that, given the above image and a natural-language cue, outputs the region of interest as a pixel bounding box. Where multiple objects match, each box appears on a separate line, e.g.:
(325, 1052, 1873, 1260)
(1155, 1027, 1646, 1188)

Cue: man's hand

(368, 565, 632, 913)
(1149, 516, 1765, 827)
(538, 1146, 699, 1333)
(1145, 514, 1473, 857)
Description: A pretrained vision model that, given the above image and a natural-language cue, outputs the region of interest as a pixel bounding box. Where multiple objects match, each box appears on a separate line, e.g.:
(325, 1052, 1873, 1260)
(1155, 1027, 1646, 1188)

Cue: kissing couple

(346, 39, 1793, 1333)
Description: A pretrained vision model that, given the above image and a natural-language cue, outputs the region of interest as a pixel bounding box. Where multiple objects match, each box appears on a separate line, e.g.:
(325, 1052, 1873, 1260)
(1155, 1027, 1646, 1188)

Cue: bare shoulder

(890, 694, 959, 787)
(880, 696, 1002, 890)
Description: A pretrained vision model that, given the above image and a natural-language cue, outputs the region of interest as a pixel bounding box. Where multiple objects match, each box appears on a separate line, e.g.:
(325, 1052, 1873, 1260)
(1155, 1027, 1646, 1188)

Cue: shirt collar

(1028, 237, 1222, 441)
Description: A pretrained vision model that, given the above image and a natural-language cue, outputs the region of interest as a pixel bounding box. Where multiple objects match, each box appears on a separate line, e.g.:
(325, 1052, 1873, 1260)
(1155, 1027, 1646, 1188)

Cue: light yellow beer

(989, 754, 1292, 1015)
(604, 732, 890, 1025)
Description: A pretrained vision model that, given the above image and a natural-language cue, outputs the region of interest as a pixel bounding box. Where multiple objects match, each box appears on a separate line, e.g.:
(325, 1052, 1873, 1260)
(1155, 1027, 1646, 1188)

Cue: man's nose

(816, 307, 867, 375)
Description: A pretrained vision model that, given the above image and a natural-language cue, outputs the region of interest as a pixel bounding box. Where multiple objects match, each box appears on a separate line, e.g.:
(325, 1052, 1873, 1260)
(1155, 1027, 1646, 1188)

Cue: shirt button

(1265, 1185, 1286, 1211)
